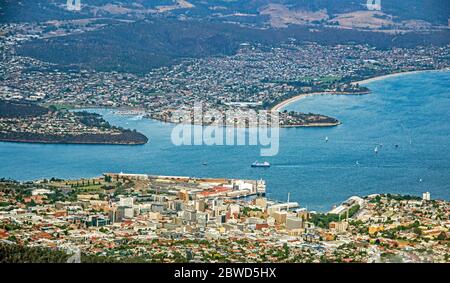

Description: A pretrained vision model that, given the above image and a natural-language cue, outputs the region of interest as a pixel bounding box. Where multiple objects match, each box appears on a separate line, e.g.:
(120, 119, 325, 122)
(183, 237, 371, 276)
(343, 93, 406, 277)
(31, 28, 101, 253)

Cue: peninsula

(0, 100, 148, 145)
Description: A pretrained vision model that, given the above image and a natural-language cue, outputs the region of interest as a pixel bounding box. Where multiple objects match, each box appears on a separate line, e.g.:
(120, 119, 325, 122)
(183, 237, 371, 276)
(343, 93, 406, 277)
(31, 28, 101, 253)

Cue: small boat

(356, 161, 360, 165)
(251, 161, 271, 168)
(202, 162, 208, 166)
(374, 146, 378, 154)
(325, 136, 329, 143)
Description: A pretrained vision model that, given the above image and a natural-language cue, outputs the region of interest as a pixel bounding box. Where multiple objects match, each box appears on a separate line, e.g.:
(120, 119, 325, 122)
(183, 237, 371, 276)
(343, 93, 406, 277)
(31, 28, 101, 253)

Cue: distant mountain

(1, 0, 449, 26)
(275, 0, 449, 24)
(4, 1, 450, 73)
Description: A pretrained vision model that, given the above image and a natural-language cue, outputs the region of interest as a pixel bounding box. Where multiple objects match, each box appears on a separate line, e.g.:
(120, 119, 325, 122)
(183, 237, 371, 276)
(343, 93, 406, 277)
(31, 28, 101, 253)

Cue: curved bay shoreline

(30, 69, 449, 135)
(271, 69, 450, 112)
(271, 91, 370, 112)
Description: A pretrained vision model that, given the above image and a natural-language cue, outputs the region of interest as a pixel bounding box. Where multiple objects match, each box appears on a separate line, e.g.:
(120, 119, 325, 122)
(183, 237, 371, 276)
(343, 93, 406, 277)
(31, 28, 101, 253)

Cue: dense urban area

(1, 1, 450, 264)
(0, 173, 448, 263)
(1, 20, 450, 133)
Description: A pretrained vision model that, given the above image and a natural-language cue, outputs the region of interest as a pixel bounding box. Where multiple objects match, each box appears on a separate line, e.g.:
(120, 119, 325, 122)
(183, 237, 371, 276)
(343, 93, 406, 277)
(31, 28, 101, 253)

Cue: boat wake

(129, 115, 144, 121)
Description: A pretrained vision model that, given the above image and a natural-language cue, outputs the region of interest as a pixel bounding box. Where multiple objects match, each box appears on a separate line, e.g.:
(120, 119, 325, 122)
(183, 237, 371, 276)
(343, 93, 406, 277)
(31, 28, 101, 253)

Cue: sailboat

(374, 146, 378, 154)
(325, 136, 329, 143)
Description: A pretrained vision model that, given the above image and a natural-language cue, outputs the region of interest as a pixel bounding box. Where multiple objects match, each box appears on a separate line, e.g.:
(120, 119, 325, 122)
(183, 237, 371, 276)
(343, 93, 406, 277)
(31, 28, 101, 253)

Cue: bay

(1, 70, 449, 211)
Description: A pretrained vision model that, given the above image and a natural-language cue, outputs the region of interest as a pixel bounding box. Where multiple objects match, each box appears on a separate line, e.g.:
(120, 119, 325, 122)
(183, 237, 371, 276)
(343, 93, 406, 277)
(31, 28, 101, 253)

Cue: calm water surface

(1, 71, 449, 211)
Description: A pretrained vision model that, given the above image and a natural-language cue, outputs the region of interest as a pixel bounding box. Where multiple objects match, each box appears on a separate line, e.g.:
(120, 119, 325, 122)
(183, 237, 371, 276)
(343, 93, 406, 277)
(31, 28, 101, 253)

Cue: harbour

(0, 71, 450, 211)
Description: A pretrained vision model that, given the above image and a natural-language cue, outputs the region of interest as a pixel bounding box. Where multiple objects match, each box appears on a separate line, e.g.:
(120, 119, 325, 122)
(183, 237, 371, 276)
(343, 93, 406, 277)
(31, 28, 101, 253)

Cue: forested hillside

(17, 18, 450, 73)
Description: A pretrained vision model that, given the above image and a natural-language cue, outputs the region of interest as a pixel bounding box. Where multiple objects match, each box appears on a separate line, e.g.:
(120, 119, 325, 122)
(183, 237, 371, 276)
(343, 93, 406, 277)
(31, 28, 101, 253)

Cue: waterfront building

(423, 192, 431, 201)
(255, 197, 267, 210)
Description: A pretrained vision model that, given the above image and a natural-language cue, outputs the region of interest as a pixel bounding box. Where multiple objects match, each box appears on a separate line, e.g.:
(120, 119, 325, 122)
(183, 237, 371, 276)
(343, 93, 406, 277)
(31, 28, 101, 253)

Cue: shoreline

(271, 69, 449, 111)
(0, 138, 147, 145)
(45, 68, 449, 129)
(271, 91, 369, 112)
(352, 69, 449, 85)
(145, 117, 341, 128)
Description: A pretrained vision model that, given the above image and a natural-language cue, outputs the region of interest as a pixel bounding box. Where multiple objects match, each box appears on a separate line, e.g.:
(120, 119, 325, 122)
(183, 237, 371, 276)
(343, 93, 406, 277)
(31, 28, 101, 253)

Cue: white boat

(251, 161, 270, 168)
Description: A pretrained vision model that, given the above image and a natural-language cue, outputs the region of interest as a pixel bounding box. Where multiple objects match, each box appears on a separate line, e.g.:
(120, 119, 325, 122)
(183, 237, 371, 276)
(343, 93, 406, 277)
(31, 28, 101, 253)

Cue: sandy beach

(271, 68, 450, 111)
(271, 91, 368, 112)
(351, 69, 448, 85)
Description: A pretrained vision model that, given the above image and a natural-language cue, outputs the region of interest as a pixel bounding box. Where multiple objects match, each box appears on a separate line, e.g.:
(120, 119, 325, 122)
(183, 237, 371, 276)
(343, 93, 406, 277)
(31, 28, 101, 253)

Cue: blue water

(1, 71, 449, 211)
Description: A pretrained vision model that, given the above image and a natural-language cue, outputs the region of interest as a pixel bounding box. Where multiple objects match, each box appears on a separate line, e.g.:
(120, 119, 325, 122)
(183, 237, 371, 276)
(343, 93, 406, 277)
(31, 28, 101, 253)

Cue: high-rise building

(178, 190, 189, 202)
(272, 211, 287, 224)
(119, 197, 134, 207)
(196, 211, 209, 225)
(286, 217, 303, 230)
(109, 206, 130, 223)
(217, 214, 227, 224)
(255, 197, 267, 210)
(195, 199, 206, 212)
(122, 206, 134, 218)
(183, 209, 197, 222)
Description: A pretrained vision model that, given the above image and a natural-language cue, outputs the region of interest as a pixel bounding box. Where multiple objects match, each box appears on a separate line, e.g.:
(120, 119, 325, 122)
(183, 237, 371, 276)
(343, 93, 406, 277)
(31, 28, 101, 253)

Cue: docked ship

(251, 161, 271, 168)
